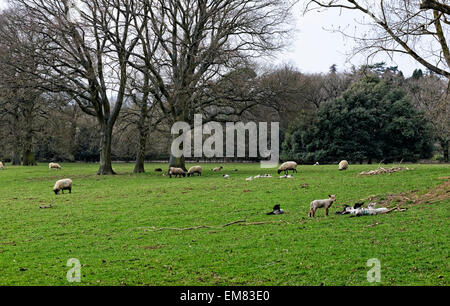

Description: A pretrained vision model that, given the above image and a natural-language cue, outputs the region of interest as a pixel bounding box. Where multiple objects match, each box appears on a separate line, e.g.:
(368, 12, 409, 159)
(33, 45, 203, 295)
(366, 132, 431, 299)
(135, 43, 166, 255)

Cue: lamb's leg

(325, 207, 329, 216)
(69, 187, 72, 194)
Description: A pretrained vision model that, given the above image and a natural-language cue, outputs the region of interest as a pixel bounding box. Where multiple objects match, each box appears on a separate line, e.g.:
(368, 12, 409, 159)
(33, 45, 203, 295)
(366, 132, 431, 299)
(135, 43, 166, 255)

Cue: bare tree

(129, 0, 294, 170)
(304, 0, 450, 79)
(0, 9, 48, 165)
(406, 73, 449, 161)
(8, 0, 143, 174)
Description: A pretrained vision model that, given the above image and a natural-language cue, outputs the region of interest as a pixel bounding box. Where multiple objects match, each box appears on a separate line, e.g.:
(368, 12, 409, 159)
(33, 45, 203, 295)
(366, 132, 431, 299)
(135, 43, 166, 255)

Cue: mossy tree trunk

(133, 127, 148, 173)
(97, 123, 116, 175)
(168, 129, 188, 171)
(133, 86, 151, 174)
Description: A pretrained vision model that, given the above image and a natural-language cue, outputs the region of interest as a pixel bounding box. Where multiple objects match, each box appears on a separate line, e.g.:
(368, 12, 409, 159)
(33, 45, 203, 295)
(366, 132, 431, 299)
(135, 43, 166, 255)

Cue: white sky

(0, 0, 424, 77)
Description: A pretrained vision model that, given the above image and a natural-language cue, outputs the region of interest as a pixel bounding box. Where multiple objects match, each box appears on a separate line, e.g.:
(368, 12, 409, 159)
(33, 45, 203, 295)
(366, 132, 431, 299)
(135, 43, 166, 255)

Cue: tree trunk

(11, 150, 21, 166)
(442, 139, 449, 162)
(22, 149, 36, 166)
(11, 111, 21, 165)
(69, 106, 78, 161)
(169, 154, 187, 171)
(133, 129, 148, 173)
(133, 99, 150, 173)
(97, 125, 116, 175)
(168, 132, 187, 171)
(22, 111, 36, 166)
(11, 133, 21, 165)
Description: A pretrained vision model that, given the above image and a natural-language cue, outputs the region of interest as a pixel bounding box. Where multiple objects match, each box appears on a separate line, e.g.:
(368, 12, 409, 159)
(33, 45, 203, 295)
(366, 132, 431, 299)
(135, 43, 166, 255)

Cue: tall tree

(406, 73, 449, 161)
(130, 0, 293, 170)
(301, 77, 434, 163)
(0, 9, 46, 165)
(9, 0, 142, 174)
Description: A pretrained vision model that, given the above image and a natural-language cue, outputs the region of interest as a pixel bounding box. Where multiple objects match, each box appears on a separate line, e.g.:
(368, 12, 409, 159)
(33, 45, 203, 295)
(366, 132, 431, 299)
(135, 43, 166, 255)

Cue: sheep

(223, 174, 230, 179)
(212, 166, 223, 172)
(277, 161, 297, 175)
(53, 178, 72, 195)
(314, 162, 319, 166)
(338, 160, 349, 171)
(309, 195, 336, 217)
(0, 161, 4, 170)
(49, 162, 61, 170)
(187, 166, 202, 177)
(168, 167, 186, 178)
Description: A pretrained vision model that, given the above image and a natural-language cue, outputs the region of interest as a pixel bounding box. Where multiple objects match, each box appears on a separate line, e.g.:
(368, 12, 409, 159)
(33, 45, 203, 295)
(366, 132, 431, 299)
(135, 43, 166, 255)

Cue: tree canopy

(282, 76, 434, 163)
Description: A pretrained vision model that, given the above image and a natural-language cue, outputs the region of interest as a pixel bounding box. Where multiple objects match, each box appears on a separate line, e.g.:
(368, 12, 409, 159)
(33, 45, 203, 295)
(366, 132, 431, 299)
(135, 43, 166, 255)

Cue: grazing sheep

(53, 178, 72, 195)
(168, 167, 186, 178)
(277, 161, 297, 175)
(187, 166, 202, 177)
(49, 162, 61, 170)
(223, 174, 230, 179)
(309, 195, 336, 217)
(154, 168, 163, 172)
(212, 166, 223, 172)
(0, 161, 4, 170)
(338, 160, 349, 171)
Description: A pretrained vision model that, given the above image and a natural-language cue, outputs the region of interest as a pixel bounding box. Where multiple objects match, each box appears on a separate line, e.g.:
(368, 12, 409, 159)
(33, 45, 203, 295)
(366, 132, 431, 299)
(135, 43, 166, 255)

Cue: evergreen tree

(281, 77, 433, 163)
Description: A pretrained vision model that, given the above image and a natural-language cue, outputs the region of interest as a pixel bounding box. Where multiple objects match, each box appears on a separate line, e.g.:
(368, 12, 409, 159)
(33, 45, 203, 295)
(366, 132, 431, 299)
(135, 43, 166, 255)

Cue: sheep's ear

(328, 195, 331, 197)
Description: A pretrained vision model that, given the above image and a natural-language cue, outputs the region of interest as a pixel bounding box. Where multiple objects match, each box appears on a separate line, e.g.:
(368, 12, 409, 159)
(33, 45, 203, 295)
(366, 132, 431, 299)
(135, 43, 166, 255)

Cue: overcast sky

(0, 0, 424, 77)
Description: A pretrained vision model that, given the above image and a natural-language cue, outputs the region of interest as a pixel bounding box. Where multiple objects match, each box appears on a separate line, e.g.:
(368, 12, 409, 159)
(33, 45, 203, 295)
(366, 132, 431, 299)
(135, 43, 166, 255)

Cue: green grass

(0, 162, 448, 286)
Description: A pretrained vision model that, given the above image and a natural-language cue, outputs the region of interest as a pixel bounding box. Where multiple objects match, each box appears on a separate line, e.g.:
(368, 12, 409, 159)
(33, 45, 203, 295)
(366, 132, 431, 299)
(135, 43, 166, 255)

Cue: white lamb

(309, 195, 336, 217)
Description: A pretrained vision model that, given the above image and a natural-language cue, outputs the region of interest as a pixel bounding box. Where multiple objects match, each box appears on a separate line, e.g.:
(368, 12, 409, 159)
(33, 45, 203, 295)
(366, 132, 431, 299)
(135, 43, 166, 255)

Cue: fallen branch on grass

(378, 204, 408, 214)
(132, 219, 286, 232)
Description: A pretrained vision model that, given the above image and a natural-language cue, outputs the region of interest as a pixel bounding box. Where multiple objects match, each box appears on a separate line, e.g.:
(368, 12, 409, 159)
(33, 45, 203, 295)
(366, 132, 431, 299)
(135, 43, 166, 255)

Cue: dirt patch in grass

(368, 179, 449, 207)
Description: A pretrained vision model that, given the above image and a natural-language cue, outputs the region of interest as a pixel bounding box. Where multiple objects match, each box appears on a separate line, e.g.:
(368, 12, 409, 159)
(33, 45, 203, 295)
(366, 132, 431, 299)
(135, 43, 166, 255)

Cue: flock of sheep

(165, 160, 350, 218)
(1, 159, 351, 217)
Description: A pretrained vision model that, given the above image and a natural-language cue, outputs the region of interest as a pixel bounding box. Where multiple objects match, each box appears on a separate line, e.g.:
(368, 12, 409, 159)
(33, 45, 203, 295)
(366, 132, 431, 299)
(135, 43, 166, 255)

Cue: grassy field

(0, 162, 448, 286)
